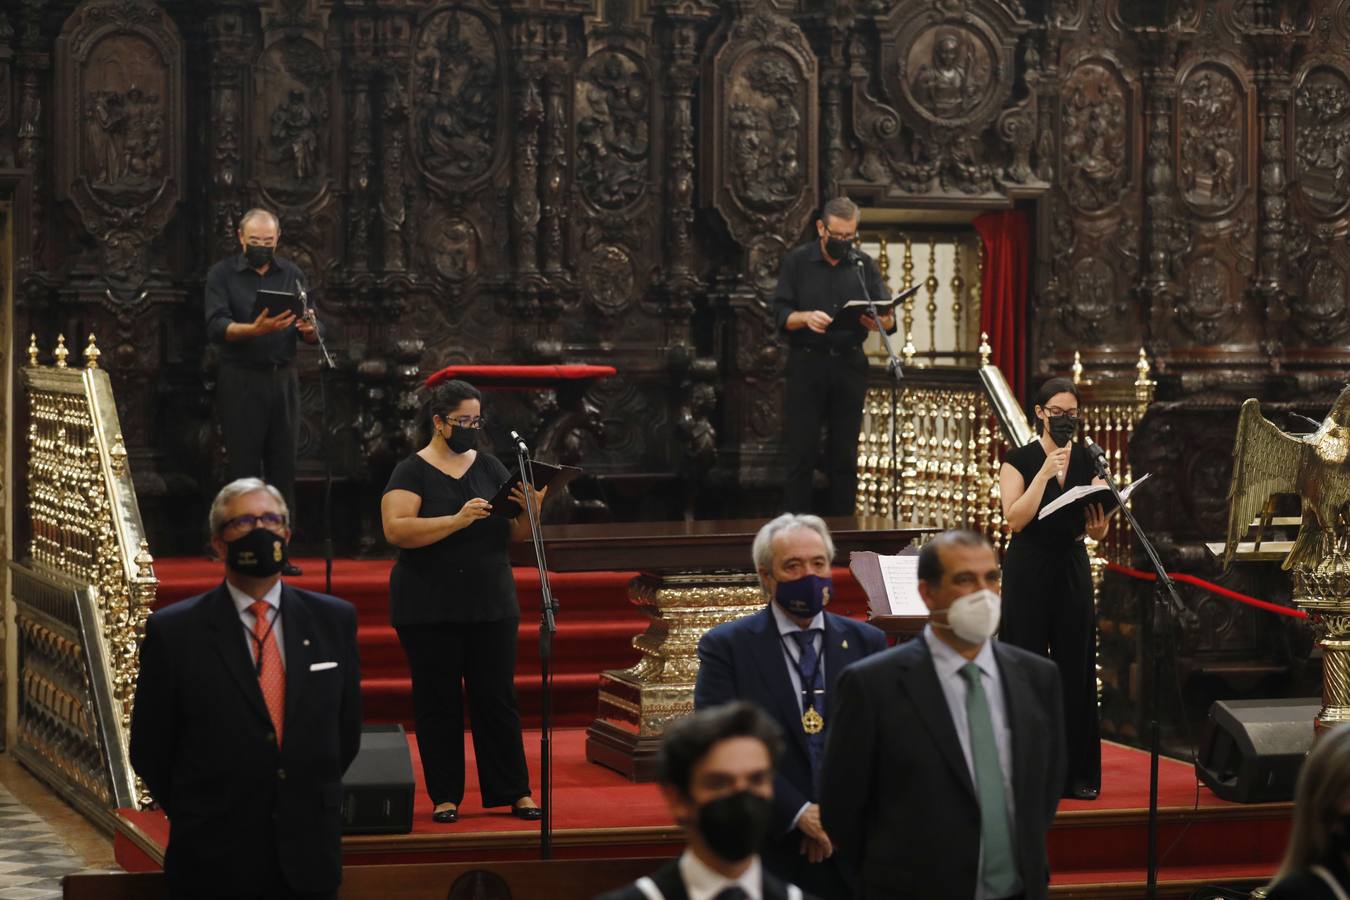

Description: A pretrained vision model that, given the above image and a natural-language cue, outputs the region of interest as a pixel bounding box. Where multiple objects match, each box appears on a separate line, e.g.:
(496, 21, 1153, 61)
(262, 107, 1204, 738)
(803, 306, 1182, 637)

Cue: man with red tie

(130, 478, 362, 900)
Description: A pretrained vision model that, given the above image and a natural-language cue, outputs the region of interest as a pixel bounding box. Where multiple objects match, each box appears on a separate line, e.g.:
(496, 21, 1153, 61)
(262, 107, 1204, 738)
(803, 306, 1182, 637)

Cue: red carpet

(115, 731, 1289, 889)
(150, 557, 873, 730)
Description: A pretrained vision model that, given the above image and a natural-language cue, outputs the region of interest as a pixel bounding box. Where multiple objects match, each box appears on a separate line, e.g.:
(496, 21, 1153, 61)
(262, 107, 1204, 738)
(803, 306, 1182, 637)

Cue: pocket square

(309, 661, 338, 672)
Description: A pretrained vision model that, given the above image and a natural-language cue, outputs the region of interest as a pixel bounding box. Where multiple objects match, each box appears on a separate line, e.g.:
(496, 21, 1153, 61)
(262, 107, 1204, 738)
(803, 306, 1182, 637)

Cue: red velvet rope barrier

(1105, 561, 1309, 620)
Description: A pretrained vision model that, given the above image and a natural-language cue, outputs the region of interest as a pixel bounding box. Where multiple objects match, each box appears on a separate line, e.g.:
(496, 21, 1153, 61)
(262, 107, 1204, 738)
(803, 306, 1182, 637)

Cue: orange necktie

(249, 600, 286, 744)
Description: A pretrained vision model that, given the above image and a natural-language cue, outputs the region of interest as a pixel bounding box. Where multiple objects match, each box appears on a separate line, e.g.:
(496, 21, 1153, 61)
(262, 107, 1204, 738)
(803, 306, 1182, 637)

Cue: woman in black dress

(998, 377, 1111, 800)
(380, 379, 544, 824)
(1266, 724, 1350, 899)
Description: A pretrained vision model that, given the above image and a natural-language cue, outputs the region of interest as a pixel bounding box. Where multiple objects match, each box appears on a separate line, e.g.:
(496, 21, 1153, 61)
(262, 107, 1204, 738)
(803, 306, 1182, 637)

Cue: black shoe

(511, 803, 542, 820)
(432, 806, 459, 823)
(281, 562, 303, 577)
(1065, 783, 1099, 801)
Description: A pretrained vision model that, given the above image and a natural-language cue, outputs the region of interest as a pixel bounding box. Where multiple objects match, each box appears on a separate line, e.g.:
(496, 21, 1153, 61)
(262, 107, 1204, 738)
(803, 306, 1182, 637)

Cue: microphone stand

(1086, 440, 1185, 900)
(298, 283, 337, 594)
(852, 254, 904, 519)
(513, 434, 557, 859)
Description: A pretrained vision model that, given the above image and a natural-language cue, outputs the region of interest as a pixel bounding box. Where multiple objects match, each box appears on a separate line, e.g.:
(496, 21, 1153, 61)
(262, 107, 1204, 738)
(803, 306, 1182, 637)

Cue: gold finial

(54, 334, 69, 368)
(979, 332, 992, 366)
(135, 540, 155, 579)
(110, 434, 128, 475)
(84, 333, 102, 369)
(27, 333, 39, 367)
(1071, 351, 1083, 384)
(1135, 346, 1153, 387)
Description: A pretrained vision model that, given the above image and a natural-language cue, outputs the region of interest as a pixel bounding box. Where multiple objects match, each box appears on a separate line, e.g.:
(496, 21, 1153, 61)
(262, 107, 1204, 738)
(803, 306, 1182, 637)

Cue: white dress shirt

(922, 625, 1020, 900)
(678, 850, 762, 900)
(228, 579, 286, 670)
(769, 603, 824, 831)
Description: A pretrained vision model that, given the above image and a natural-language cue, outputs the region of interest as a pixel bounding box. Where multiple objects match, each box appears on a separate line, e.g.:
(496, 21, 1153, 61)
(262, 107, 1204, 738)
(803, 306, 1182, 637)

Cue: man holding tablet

(204, 207, 318, 576)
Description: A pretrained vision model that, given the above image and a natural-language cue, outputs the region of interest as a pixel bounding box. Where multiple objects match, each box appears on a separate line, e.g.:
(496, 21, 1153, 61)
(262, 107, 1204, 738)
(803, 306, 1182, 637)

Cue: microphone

(1289, 412, 1323, 432)
(1084, 435, 1109, 465)
(510, 430, 529, 453)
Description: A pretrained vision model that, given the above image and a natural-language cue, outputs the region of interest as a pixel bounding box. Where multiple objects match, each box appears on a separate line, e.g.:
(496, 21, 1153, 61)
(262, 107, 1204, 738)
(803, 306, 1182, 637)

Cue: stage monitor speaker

(341, 724, 415, 834)
(1195, 698, 1318, 803)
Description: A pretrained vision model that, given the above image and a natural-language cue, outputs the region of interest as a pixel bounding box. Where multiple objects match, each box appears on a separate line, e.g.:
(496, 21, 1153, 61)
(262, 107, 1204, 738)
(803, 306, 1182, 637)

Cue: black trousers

(395, 619, 531, 807)
(782, 345, 869, 516)
(998, 538, 1101, 792)
(217, 361, 300, 516)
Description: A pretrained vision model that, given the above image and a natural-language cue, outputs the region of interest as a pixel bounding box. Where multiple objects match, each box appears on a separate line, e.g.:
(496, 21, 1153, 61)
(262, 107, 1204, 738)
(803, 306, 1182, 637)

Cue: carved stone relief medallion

(252, 36, 331, 207)
(581, 243, 636, 315)
(575, 50, 650, 212)
(1294, 65, 1350, 219)
(1177, 64, 1246, 217)
(1060, 62, 1130, 215)
(899, 24, 997, 126)
(419, 206, 481, 283)
(1294, 256, 1350, 343)
(410, 7, 504, 195)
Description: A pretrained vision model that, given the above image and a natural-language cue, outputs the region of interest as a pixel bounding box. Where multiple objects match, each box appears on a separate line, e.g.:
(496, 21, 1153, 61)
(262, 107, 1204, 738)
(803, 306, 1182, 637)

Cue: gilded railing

(856, 335, 1034, 551)
(11, 333, 156, 826)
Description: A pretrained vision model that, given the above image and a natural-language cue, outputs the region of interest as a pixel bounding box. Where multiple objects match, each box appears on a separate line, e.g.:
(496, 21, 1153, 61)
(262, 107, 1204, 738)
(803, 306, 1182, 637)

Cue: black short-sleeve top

(1003, 439, 1096, 548)
(383, 451, 518, 626)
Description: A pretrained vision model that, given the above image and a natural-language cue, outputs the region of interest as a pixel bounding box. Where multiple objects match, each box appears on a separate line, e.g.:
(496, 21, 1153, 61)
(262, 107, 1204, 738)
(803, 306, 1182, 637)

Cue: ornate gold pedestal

(586, 572, 766, 781)
(1293, 565, 1350, 732)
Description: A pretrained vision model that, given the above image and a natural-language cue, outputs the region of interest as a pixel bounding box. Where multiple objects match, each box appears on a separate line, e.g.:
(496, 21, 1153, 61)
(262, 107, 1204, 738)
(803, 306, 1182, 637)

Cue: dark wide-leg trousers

(998, 538, 1101, 792)
(395, 619, 532, 807)
(217, 361, 300, 516)
(781, 345, 869, 516)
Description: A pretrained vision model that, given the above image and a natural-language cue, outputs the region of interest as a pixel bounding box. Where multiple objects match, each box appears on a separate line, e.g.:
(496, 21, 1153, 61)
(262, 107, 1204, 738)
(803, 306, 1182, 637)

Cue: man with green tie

(818, 530, 1066, 900)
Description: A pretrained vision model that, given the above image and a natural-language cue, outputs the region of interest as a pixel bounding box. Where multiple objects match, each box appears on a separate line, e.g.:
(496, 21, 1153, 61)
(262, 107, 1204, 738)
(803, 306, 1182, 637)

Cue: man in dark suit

(820, 529, 1066, 900)
(130, 477, 362, 900)
(596, 702, 815, 900)
(696, 514, 888, 899)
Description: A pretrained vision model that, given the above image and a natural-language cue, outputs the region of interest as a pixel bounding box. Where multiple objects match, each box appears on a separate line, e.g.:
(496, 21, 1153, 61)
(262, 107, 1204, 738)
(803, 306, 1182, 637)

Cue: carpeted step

(360, 672, 606, 729)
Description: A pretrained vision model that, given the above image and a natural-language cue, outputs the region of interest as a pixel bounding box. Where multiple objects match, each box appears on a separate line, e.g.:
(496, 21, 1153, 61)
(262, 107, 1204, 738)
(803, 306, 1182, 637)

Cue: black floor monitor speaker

(1195, 698, 1319, 803)
(341, 724, 415, 834)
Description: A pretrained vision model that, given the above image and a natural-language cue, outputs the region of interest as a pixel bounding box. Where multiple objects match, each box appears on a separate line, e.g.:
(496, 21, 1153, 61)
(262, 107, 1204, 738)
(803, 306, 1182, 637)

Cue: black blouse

(1003, 439, 1096, 547)
(383, 452, 518, 626)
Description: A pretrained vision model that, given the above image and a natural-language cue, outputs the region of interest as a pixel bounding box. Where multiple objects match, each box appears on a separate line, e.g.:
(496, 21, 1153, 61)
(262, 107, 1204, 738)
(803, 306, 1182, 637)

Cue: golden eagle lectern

(1223, 388, 1350, 730)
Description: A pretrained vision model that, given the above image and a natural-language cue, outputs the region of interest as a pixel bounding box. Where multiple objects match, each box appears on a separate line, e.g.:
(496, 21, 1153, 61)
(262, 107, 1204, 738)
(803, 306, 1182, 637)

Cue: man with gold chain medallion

(696, 514, 888, 900)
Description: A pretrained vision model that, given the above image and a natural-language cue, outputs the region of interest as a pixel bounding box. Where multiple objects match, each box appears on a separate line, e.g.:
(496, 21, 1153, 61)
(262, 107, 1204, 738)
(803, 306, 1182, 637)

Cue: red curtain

(973, 210, 1030, 402)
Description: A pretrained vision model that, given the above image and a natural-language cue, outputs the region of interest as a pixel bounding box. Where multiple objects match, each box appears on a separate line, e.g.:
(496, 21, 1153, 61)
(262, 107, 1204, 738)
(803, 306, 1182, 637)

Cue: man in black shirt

(205, 208, 318, 576)
(774, 197, 893, 516)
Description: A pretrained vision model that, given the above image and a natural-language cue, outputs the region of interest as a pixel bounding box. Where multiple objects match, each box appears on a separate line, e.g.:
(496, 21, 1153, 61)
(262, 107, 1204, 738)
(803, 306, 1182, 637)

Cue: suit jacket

(819, 637, 1065, 900)
(695, 608, 888, 836)
(129, 582, 362, 898)
(594, 858, 806, 900)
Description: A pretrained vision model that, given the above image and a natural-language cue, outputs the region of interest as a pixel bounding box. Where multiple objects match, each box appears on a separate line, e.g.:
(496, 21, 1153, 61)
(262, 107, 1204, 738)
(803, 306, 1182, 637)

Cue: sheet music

(876, 554, 927, 616)
(1037, 472, 1151, 521)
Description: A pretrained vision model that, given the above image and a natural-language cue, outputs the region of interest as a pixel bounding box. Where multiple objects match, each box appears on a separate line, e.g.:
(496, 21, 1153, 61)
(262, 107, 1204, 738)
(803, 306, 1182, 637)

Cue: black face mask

(244, 245, 274, 269)
(443, 425, 477, 455)
(1047, 414, 1077, 448)
(694, 791, 773, 863)
(823, 236, 852, 262)
(226, 527, 288, 578)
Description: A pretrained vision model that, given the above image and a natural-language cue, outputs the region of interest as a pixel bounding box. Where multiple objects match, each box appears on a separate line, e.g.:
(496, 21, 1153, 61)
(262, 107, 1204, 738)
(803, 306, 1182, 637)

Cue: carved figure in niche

(1061, 67, 1127, 213)
(1179, 70, 1241, 210)
(84, 84, 164, 188)
(728, 54, 804, 212)
(911, 30, 987, 120)
(269, 88, 319, 182)
(1295, 70, 1350, 216)
(413, 11, 498, 183)
(1295, 257, 1350, 343)
(1070, 257, 1114, 326)
(575, 53, 649, 210)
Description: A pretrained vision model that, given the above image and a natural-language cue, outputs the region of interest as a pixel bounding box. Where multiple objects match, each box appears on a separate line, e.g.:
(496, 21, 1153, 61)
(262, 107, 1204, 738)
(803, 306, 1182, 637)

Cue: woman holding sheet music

(998, 376, 1112, 801)
(380, 378, 545, 824)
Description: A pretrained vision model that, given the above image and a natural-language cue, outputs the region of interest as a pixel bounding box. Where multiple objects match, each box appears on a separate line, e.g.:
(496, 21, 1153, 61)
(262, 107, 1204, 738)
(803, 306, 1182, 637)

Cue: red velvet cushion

(424, 364, 617, 389)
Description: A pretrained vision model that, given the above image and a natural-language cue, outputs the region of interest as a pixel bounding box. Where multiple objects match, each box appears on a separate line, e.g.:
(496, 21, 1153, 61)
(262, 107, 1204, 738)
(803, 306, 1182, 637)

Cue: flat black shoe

(432, 806, 459, 823)
(1065, 784, 1099, 801)
(281, 562, 303, 577)
(511, 804, 542, 820)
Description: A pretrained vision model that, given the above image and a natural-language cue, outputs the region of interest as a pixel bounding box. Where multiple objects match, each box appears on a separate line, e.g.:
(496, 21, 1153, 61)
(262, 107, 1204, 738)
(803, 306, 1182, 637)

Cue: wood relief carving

(1293, 254, 1350, 342)
(418, 205, 481, 286)
(1293, 65, 1350, 218)
(1179, 256, 1239, 344)
(575, 51, 650, 212)
(55, 0, 184, 289)
(411, 7, 504, 195)
(580, 243, 637, 316)
(253, 37, 330, 207)
(905, 26, 995, 123)
(1177, 64, 1248, 216)
(1060, 61, 1131, 214)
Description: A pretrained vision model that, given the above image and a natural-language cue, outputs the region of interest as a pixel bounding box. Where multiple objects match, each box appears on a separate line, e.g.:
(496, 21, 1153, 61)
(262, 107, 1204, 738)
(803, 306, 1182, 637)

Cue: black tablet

(489, 460, 582, 518)
(252, 288, 304, 320)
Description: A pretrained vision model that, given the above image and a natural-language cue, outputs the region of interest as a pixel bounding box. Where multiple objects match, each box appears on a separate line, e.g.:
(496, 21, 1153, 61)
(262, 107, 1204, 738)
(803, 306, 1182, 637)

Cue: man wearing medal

(695, 514, 888, 900)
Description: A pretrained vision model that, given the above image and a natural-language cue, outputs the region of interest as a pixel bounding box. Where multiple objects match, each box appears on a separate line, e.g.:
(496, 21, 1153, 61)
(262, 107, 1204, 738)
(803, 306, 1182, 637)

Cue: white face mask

(936, 588, 1001, 644)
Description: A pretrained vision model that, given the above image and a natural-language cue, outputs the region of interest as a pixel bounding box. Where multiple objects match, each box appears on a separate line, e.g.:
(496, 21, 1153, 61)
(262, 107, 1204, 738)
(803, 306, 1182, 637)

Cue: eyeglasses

(1043, 405, 1080, 419)
(446, 415, 486, 429)
(221, 512, 288, 533)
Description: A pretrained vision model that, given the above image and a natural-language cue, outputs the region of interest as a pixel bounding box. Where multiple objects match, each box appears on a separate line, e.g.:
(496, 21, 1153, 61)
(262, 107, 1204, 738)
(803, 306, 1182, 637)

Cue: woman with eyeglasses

(997, 376, 1112, 801)
(380, 379, 543, 824)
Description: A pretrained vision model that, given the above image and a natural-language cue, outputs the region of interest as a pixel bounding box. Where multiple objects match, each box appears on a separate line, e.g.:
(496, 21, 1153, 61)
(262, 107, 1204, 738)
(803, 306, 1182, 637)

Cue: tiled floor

(0, 783, 91, 899)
